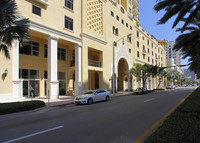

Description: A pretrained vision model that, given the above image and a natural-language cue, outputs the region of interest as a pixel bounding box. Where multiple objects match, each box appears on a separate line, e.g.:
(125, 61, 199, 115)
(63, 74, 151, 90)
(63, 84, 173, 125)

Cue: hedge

(0, 100, 46, 115)
(144, 87, 200, 143)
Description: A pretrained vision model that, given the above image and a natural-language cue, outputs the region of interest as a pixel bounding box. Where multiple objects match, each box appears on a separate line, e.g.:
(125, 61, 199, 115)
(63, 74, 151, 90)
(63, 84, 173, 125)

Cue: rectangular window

(19, 41, 39, 56)
(126, 23, 128, 27)
(44, 44, 48, 58)
(147, 40, 149, 45)
(58, 48, 66, 61)
(137, 51, 140, 58)
(148, 48, 150, 54)
(152, 59, 154, 64)
(127, 36, 131, 43)
(121, 19, 124, 24)
(137, 41, 139, 48)
(65, 16, 73, 31)
(65, 0, 73, 10)
(137, 31, 139, 38)
(111, 11, 114, 17)
(116, 15, 119, 21)
(130, 26, 132, 30)
(19, 69, 39, 79)
(129, 8, 131, 13)
(32, 5, 41, 16)
(148, 57, 150, 62)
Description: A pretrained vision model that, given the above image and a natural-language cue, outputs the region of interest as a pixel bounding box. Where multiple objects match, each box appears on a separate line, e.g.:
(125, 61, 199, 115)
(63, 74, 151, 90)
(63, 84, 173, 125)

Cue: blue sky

(138, 0, 189, 67)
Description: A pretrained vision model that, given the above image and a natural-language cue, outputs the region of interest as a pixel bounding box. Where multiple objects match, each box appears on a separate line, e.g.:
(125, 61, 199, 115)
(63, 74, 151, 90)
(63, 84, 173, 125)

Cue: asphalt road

(0, 87, 196, 143)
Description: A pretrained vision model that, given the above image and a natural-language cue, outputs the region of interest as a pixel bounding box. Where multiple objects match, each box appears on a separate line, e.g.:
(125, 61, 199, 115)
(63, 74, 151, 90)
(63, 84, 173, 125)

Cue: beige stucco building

(0, 0, 166, 102)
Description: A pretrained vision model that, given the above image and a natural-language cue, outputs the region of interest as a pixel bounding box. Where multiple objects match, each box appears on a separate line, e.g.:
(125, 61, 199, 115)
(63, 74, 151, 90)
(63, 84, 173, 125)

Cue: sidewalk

(0, 92, 133, 121)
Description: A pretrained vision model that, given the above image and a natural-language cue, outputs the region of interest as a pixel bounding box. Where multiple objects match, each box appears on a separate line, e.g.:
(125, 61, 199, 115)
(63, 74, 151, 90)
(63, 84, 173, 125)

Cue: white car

(74, 89, 111, 104)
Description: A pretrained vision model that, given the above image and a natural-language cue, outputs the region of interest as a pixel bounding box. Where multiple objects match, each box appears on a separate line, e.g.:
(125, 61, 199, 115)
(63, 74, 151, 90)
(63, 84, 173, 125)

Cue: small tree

(157, 68, 167, 88)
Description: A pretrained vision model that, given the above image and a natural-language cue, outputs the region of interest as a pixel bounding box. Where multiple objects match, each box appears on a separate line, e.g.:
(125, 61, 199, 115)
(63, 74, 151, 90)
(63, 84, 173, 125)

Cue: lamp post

(113, 33, 132, 96)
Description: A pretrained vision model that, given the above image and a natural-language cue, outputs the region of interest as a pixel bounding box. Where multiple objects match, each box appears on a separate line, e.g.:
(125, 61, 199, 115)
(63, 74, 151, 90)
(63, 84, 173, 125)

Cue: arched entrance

(117, 58, 129, 91)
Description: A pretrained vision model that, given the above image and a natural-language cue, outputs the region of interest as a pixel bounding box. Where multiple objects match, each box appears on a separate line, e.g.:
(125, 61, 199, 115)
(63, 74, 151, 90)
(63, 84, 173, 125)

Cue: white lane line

(3, 125, 64, 143)
(144, 98, 155, 103)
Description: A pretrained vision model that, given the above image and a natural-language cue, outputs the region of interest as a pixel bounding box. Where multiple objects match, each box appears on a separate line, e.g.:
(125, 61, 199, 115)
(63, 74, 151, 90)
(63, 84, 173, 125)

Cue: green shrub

(0, 100, 45, 115)
(154, 88, 166, 90)
(144, 88, 200, 143)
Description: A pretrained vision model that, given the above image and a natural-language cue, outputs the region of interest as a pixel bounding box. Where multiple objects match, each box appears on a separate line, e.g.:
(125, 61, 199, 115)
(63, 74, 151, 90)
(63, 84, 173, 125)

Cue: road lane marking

(134, 91, 193, 143)
(3, 125, 64, 143)
(144, 98, 155, 103)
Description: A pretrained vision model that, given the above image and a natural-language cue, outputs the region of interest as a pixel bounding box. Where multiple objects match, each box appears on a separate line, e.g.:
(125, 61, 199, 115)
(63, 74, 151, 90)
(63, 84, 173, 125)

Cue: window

(19, 69, 40, 79)
(127, 35, 131, 43)
(147, 40, 149, 45)
(143, 45, 145, 50)
(148, 57, 150, 62)
(116, 15, 119, 21)
(65, 0, 73, 10)
(152, 43, 153, 48)
(126, 23, 128, 27)
(58, 48, 66, 61)
(65, 16, 73, 31)
(130, 26, 132, 30)
(129, 8, 131, 13)
(58, 72, 66, 95)
(129, 0, 131, 4)
(137, 41, 139, 48)
(32, 5, 41, 16)
(111, 11, 114, 17)
(113, 26, 118, 35)
(20, 41, 39, 56)
(137, 51, 140, 58)
(148, 48, 149, 54)
(143, 37, 144, 40)
(129, 49, 131, 53)
(137, 31, 139, 38)
(44, 44, 48, 58)
(121, 19, 124, 24)
(152, 51, 154, 56)
(152, 59, 154, 64)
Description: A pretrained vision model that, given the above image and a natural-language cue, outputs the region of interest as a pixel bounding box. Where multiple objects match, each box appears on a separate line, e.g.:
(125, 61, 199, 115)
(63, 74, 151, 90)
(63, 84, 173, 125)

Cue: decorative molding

(135, 59, 146, 65)
(30, 21, 82, 45)
(81, 32, 107, 45)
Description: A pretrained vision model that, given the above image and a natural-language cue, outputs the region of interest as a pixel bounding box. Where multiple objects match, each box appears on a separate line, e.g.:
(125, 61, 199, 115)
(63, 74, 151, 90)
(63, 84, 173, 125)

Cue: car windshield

(84, 91, 95, 94)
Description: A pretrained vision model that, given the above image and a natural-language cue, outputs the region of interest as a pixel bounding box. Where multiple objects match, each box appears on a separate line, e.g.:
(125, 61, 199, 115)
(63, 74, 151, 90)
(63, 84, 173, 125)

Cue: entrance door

(23, 80, 29, 98)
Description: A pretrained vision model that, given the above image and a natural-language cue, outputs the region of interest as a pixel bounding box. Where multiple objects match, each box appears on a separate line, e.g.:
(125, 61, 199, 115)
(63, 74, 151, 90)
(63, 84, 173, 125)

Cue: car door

(100, 90, 107, 100)
(93, 90, 101, 102)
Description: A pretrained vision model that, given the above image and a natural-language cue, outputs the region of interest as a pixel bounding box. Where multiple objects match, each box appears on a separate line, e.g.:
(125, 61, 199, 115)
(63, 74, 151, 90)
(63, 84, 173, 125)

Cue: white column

(74, 44, 82, 96)
(12, 40, 21, 100)
(47, 36, 59, 99)
(146, 78, 148, 89)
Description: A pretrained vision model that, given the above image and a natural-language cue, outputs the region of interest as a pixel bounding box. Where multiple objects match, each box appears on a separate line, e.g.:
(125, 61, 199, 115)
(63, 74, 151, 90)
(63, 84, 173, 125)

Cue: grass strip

(144, 87, 200, 143)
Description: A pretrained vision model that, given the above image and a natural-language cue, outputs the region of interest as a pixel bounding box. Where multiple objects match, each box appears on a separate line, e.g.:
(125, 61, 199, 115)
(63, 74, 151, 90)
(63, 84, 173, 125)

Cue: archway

(117, 58, 129, 91)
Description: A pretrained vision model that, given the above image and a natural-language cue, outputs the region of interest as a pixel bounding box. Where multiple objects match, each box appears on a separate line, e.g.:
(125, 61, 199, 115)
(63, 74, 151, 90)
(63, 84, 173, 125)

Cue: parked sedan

(74, 89, 111, 104)
(133, 88, 148, 95)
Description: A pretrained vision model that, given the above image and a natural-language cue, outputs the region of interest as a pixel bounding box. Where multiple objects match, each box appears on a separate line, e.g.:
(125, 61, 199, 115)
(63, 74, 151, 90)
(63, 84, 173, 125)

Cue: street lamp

(113, 33, 132, 96)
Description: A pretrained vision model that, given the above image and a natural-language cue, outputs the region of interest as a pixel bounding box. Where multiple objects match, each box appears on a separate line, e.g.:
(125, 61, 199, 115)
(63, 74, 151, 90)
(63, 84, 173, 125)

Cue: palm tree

(173, 12, 200, 72)
(154, 0, 200, 29)
(0, 0, 29, 58)
(157, 68, 167, 88)
(130, 63, 153, 88)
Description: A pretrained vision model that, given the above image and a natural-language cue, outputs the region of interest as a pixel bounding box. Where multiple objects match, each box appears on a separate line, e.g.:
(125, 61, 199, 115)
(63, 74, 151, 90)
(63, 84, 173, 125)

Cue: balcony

(35, 0, 49, 6)
(132, 8, 139, 16)
(132, 0, 139, 7)
(88, 60, 101, 67)
(142, 49, 147, 55)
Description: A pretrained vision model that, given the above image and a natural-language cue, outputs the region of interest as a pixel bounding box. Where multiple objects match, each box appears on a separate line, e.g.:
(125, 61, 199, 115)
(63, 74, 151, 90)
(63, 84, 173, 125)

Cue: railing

(142, 49, 147, 54)
(88, 60, 101, 67)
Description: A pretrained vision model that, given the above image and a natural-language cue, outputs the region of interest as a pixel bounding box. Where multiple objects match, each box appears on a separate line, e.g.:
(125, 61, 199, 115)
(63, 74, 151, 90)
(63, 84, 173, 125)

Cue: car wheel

(88, 98, 93, 105)
(106, 96, 110, 101)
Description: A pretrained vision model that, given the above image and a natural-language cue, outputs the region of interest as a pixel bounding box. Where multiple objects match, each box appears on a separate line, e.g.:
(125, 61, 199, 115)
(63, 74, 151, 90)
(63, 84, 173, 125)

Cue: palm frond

(0, 44, 10, 59)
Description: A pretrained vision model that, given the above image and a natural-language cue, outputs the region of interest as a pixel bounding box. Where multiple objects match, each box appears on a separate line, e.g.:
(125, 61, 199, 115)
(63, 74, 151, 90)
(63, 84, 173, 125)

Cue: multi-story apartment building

(166, 41, 181, 66)
(0, 0, 166, 102)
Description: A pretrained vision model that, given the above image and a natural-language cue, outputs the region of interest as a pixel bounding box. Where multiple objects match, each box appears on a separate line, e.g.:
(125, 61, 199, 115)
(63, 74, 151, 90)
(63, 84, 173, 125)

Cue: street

(0, 87, 196, 143)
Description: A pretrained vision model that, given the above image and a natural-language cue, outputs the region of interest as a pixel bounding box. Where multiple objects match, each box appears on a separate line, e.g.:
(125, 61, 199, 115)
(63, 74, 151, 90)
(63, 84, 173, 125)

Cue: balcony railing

(88, 60, 101, 67)
(142, 49, 147, 55)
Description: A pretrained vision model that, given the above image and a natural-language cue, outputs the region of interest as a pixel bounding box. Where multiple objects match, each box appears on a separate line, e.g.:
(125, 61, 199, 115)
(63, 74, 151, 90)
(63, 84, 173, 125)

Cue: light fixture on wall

(1, 68, 8, 80)
(4, 69, 8, 76)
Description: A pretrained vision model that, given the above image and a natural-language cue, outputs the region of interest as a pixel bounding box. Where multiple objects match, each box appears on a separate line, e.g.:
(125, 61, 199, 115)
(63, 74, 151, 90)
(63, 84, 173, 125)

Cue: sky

(138, 0, 189, 68)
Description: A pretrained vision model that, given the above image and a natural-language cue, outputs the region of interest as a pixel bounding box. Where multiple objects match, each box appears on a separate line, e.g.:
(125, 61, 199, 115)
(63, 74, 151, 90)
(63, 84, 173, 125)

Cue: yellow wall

(0, 50, 12, 94)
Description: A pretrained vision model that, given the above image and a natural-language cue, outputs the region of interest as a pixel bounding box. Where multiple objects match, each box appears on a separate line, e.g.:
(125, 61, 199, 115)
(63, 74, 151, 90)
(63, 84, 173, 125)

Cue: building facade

(0, 0, 166, 102)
